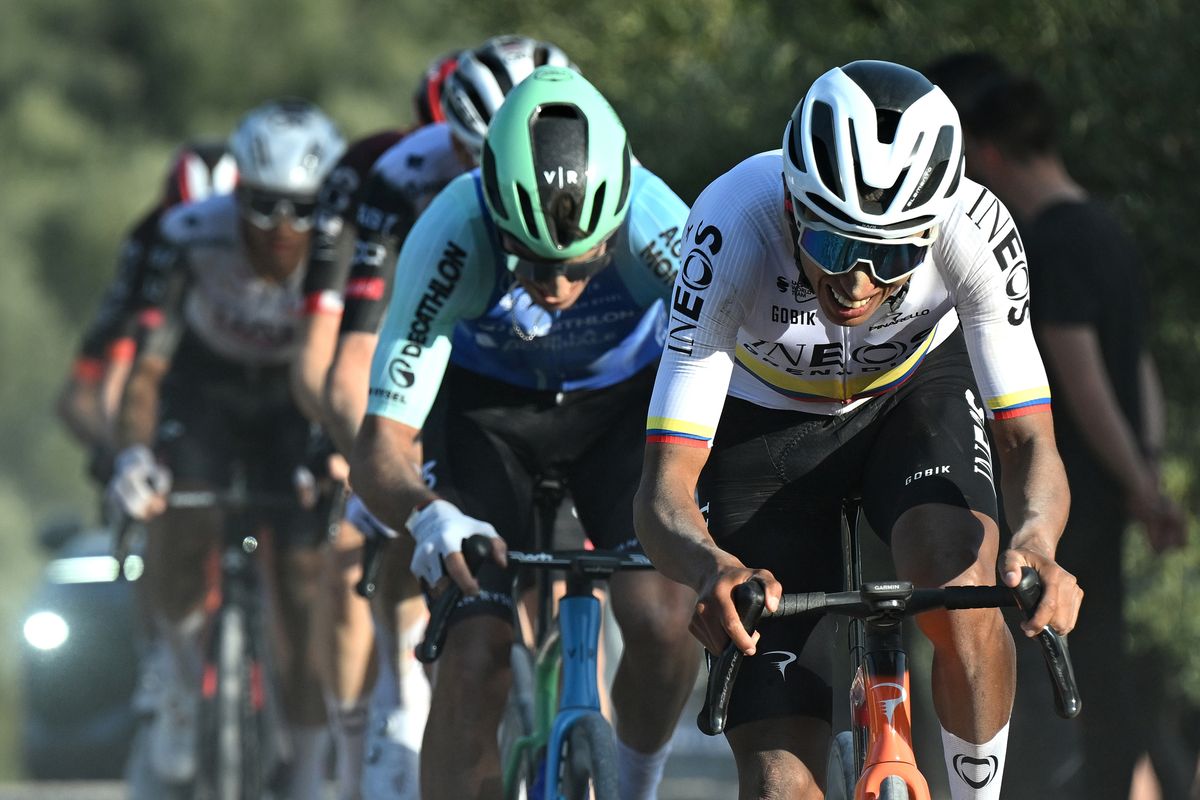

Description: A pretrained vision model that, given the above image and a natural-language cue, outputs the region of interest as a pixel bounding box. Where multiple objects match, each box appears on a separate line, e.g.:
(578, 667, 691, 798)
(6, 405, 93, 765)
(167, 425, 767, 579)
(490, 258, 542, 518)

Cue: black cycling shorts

(699, 329, 998, 729)
(423, 363, 654, 624)
(156, 333, 320, 546)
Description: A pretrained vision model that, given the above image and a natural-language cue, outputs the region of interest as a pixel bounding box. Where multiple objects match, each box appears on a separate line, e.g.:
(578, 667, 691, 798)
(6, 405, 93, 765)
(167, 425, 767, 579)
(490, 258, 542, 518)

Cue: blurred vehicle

(19, 517, 140, 779)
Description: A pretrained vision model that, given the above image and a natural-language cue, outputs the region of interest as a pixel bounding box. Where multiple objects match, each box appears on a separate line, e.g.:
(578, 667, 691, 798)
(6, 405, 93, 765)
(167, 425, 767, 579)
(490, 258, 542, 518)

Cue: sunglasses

(502, 233, 613, 284)
(238, 187, 318, 231)
(797, 222, 936, 285)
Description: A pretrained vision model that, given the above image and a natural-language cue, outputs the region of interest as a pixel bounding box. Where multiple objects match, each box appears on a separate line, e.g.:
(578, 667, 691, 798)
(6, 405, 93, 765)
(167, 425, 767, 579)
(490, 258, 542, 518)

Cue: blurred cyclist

(56, 142, 236, 487)
(108, 99, 345, 800)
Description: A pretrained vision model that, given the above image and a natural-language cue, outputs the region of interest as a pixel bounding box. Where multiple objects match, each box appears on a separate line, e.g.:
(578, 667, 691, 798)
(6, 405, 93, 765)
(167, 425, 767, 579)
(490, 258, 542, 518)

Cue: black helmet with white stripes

(783, 60, 964, 242)
(439, 34, 575, 160)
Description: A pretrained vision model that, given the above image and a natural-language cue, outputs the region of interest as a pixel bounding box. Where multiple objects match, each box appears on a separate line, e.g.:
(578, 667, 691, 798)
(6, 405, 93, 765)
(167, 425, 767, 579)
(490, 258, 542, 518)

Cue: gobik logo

(953, 754, 1000, 789)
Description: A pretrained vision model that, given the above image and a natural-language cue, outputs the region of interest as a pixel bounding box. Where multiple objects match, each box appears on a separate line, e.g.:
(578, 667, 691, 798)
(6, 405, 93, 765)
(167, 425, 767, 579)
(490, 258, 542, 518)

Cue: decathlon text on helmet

(481, 66, 632, 266)
(782, 60, 964, 242)
(440, 35, 574, 159)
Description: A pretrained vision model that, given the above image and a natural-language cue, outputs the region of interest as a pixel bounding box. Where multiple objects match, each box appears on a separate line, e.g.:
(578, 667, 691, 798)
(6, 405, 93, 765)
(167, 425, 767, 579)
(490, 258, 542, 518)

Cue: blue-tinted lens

(798, 227, 928, 282)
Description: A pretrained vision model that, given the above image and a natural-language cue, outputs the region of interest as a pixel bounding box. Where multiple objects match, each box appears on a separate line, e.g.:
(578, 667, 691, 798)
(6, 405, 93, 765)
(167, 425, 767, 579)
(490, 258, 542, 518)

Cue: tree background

(0, 0, 1196, 778)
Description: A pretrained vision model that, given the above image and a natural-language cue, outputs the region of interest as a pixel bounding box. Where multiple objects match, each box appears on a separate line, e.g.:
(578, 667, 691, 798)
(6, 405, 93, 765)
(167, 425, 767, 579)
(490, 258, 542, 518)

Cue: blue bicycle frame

(541, 590, 604, 796)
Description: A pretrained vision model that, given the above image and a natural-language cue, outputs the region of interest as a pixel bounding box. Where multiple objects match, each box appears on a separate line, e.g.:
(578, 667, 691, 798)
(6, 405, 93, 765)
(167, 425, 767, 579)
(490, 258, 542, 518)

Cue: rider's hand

(106, 445, 172, 521)
(1000, 544, 1083, 638)
(406, 499, 507, 595)
(691, 559, 781, 657)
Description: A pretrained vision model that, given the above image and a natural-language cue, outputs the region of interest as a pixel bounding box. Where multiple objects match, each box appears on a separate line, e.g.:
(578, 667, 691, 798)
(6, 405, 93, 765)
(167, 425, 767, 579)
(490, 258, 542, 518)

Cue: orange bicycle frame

(849, 648, 930, 799)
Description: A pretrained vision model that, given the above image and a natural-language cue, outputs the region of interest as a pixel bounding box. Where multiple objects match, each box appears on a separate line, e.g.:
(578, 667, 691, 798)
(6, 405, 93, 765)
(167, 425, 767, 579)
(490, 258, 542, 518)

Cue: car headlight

(23, 611, 69, 651)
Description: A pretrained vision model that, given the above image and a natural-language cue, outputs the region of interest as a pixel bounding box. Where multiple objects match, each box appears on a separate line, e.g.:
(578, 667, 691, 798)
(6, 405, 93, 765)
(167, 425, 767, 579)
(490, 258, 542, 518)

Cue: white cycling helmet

(783, 60, 964, 241)
(228, 99, 345, 196)
(440, 34, 575, 158)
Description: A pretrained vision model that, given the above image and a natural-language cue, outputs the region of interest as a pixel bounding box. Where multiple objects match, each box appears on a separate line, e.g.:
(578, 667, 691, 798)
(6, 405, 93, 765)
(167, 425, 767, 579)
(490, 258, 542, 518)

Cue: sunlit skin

(512, 240, 608, 311)
(239, 216, 311, 284)
(795, 245, 911, 327)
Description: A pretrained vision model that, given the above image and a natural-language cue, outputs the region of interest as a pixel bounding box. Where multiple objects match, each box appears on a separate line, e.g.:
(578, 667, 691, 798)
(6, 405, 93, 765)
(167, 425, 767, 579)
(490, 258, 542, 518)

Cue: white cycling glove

(406, 499, 499, 587)
(107, 445, 173, 521)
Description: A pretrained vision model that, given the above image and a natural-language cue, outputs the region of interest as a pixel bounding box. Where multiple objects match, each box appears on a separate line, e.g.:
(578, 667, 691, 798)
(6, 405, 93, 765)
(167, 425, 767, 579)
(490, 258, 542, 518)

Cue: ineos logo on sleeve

(388, 357, 415, 388)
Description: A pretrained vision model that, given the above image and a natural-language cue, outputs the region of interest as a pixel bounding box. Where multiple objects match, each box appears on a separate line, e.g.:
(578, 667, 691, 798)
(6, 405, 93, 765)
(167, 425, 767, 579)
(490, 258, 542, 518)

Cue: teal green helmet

(481, 66, 632, 262)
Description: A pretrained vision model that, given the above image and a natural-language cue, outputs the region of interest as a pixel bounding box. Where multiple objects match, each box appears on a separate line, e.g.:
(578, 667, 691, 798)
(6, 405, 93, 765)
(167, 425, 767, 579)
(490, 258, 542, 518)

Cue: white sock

(616, 738, 671, 800)
(288, 724, 332, 800)
(941, 722, 1009, 800)
(326, 697, 368, 800)
(394, 617, 431, 751)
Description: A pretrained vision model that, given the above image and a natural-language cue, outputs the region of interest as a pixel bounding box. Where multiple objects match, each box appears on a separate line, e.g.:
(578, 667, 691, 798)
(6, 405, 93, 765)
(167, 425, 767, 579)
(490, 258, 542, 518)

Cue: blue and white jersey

(366, 166, 688, 428)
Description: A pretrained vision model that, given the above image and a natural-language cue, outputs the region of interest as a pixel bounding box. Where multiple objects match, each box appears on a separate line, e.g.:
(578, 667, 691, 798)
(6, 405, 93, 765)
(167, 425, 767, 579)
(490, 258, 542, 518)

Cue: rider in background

(56, 142, 237, 486)
(290, 49, 459, 800)
(633, 60, 1083, 800)
(350, 67, 699, 799)
(298, 35, 573, 798)
(108, 99, 344, 800)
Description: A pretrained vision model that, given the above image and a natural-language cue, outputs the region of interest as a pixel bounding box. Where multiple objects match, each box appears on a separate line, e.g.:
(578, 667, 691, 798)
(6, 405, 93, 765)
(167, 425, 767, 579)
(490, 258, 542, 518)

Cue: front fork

(850, 647, 931, 800)
(542, 590, 603, 798)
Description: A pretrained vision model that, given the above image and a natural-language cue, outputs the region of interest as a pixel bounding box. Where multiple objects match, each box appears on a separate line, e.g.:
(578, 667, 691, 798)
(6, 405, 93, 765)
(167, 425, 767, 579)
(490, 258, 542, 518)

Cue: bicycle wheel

(825, 730, 858, 800)
(197, 605, 262, 800)
(557, 712, 618, 800)
(878, 775, 911, 799)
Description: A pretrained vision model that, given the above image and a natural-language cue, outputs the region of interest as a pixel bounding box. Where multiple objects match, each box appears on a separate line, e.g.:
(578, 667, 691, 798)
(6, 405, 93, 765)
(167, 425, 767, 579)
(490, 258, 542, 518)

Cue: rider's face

(239, 217, 310, 284)
(796, 247, 909, 328)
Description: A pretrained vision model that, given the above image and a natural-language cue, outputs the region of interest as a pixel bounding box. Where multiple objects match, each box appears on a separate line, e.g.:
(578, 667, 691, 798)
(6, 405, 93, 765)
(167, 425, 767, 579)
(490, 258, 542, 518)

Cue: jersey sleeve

(616, 167, 689, 306)
(941, 184, 1052, 420)
(645, 177, 758, 447)
(365, 176, 492, 428)
(339, 168, 420, 335)
(302, 162, 362, 316)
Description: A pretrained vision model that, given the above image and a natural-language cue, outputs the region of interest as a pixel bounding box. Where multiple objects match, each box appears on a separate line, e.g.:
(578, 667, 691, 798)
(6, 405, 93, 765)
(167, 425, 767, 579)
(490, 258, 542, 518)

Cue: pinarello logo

(953, 754, 999, 789)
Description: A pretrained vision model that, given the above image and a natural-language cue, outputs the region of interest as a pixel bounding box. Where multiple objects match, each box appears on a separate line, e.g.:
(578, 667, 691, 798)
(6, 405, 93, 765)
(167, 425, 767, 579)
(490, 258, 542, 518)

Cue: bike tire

(557, 712, 619, 800)
(198, 605, 263, 800)
(825, 730, 858, 800)
(879, 774, 911, 800)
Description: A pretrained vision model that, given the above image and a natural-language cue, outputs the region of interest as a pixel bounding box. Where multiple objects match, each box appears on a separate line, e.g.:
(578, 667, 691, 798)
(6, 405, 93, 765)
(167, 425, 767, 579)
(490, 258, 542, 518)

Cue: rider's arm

(323, 331, 376, 456)
(616, 167, 689, 304)
(347, 174, 490, 527)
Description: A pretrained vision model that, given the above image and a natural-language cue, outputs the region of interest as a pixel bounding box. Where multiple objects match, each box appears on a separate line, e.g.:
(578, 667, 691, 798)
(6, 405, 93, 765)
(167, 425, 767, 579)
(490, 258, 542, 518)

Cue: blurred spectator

(925, 52, 1189, 799)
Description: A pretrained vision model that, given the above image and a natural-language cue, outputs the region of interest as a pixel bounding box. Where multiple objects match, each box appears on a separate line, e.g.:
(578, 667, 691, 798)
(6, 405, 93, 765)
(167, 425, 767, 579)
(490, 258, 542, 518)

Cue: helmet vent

(585, 183, 606, 239)
(516, 184, 540, 242)
(476, 51, 515, 94)
(810, 102, 843, 201)
(531, 104, 588, 249)
(615, 141, 631, 213)
(482, 141, 508, 221)
(458, 75, 492, 128)
(786, 121, 805, 173)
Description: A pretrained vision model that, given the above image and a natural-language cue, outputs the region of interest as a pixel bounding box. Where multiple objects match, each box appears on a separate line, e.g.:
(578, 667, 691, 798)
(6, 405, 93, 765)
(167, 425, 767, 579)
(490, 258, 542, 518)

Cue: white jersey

(366, 122, 465, 215)
(157, 194, 303, 365)
(646, 150, 1051, 448)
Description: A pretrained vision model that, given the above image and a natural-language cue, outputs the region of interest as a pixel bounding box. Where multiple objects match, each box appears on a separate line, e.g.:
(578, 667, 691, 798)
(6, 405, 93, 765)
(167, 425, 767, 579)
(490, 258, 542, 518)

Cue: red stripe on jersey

(138, 308, 165, 329)
(72, 357, 105, 384)
(345, 277, 386, 301)
(646, 434, 710, 448)
(303, 291, 344, 316)
(106, 337, 137, 363)
(992, 402, 1052, 421)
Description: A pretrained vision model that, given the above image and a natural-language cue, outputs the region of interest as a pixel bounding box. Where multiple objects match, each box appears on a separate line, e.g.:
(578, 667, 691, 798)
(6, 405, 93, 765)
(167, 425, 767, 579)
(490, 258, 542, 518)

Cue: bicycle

(698, 498, 1081, 800)
(118, 465, 297, 800)
(417, 475, 652, 800)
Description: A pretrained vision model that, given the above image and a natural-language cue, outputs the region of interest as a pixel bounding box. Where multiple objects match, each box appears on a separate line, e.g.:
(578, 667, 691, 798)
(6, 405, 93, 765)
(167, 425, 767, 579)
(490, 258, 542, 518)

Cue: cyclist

(56, 141, 237, 485)
(632, 60, 1084, 800)
(349, 67, 699, 799)
(300, 34, 572, 798)
(291, 51, 459, 800)
(107, 99, 345, 800)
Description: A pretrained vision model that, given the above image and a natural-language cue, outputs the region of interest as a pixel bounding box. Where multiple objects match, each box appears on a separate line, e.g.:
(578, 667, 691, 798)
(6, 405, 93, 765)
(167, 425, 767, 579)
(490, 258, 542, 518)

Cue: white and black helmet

(228, 99, 345, 195)
(440, 34, 575, 158)
(783, 60, 964, 241)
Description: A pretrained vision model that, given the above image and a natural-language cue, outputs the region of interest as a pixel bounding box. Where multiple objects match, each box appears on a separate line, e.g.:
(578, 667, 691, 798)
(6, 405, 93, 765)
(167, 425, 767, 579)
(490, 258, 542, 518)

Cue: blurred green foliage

(0, 0, 1196, 778)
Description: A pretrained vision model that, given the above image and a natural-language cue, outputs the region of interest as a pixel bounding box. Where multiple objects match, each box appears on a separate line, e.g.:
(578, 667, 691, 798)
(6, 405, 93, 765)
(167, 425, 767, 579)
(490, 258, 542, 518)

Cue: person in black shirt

(926, 53, 1188, 799)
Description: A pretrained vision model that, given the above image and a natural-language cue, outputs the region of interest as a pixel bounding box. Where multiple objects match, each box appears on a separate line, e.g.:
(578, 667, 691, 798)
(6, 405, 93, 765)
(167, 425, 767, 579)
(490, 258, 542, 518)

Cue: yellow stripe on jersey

(645, 416, 717, 440)
(986, 386, 1053, 411)
(733, 326, 938, 402)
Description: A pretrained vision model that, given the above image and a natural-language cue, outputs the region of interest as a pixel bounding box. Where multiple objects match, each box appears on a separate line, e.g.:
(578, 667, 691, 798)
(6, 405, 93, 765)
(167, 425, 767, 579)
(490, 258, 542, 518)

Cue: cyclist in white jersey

(634, 61, 1083, 800)
(108, 99, 345, 800)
